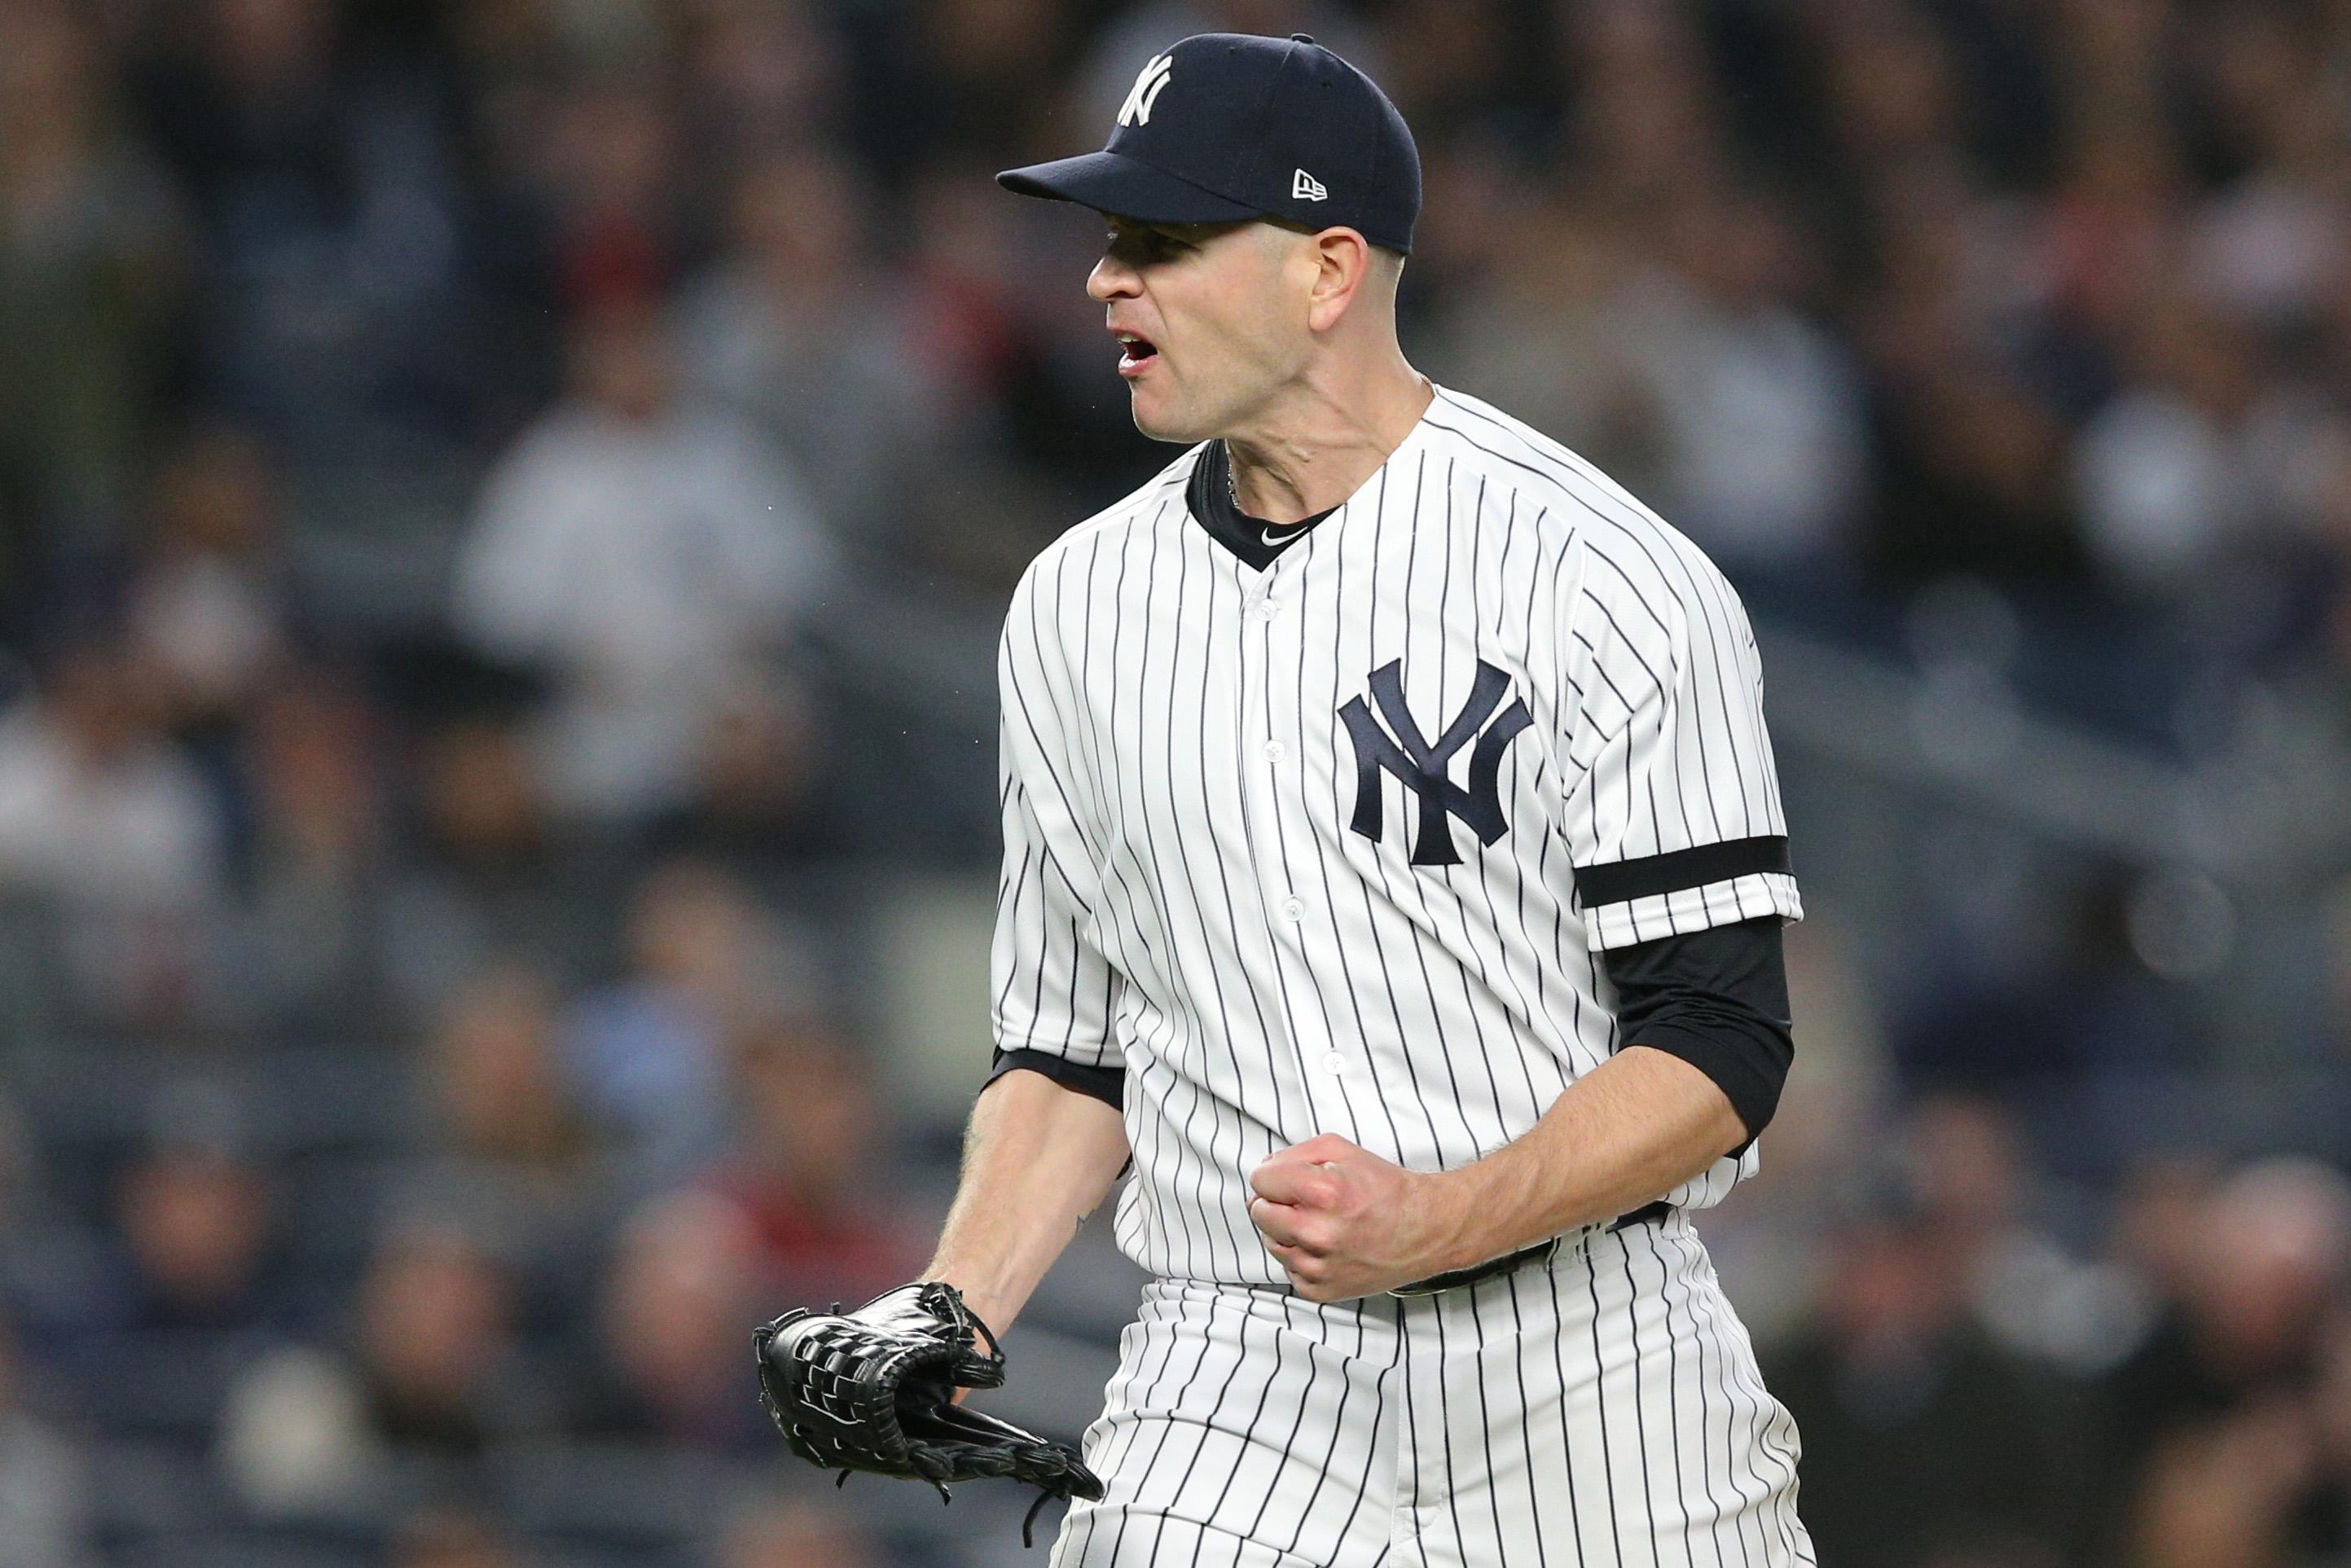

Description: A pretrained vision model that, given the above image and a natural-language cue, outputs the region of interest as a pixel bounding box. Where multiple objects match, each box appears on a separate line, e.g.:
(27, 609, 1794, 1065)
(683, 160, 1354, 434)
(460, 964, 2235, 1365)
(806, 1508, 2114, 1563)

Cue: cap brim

(996, 151, 1260, 225)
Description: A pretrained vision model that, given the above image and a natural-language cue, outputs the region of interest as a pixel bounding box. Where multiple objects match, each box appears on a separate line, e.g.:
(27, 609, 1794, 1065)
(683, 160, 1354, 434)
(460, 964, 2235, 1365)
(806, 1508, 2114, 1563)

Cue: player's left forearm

(1427, 1046, 1746, 1273)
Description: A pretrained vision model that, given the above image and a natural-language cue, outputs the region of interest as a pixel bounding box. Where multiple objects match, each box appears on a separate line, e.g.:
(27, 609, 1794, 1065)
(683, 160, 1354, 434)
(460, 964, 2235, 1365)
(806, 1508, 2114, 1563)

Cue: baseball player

(757, 32, 1812, 1566)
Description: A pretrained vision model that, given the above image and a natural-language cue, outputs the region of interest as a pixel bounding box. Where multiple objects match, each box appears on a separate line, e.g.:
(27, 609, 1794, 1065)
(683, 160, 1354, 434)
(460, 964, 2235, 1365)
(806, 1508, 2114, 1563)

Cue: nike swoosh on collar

(1261, 524, 1309, 547)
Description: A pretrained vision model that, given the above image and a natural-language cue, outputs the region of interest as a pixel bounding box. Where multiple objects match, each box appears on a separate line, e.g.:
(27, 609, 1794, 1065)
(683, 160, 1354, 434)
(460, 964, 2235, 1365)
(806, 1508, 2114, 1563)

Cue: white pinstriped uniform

(993, 386, 1813, 1565)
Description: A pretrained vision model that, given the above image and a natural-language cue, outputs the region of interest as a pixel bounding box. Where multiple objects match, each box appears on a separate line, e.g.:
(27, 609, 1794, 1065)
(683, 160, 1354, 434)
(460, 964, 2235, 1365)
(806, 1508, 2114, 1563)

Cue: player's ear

(1303, 226, 1373, 332)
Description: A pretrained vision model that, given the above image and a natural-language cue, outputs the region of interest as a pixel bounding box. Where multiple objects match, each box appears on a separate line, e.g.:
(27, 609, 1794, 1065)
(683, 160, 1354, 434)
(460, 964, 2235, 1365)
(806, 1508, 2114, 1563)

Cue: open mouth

(1117, 332, 1158, 373)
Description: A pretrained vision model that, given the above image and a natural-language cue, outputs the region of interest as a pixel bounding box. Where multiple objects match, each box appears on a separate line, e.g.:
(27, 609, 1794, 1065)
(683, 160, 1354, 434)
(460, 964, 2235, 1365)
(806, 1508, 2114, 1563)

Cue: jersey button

(1281, 896, 1304, 921)
(1321, 1052, 1348, 1074)
(1263, 740, 1285, 763)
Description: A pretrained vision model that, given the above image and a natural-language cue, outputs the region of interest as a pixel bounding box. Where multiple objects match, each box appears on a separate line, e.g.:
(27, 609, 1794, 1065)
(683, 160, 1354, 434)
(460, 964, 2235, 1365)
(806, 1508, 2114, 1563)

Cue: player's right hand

(1247, 1134, 1459, 1300)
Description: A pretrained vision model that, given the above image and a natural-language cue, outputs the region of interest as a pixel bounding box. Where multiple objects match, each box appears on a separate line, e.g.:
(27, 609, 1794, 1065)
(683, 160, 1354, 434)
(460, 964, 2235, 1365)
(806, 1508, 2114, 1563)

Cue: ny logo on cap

(1118, 54, 1175, 127)
(1340, 660, 1533, 867)
(1292, 169, 1328, 201)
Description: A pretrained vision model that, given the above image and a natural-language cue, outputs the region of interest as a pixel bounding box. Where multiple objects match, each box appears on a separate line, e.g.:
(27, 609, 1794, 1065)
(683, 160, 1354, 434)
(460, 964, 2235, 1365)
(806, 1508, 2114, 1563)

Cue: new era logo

(1292, 168, 1328, 201)
(1118, 54, 1175, 127)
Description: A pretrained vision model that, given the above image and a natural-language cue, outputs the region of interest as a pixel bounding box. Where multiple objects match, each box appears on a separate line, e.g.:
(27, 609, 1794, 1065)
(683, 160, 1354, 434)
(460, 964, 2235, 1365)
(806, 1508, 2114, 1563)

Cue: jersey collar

(1184, 440, 1341, 571)
(1181, 384, 1444, 570)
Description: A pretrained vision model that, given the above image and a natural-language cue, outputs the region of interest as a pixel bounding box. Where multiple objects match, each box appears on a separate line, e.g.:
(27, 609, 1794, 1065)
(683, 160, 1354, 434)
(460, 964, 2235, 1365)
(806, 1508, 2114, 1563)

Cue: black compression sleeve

(1602, 917, 1794, 1144)
(987, 1048, 1126, 1110)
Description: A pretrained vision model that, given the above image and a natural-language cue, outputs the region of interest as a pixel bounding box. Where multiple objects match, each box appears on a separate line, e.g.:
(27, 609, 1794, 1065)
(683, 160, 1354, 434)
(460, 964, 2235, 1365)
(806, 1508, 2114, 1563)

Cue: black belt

(1389, 1200, 1673, 1297)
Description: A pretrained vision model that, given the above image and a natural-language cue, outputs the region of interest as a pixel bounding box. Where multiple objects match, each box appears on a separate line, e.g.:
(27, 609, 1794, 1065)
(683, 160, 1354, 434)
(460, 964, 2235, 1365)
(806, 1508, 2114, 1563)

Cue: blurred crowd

(1726, 1063, 2351, 1568)
(4, 0, 2351, 1563)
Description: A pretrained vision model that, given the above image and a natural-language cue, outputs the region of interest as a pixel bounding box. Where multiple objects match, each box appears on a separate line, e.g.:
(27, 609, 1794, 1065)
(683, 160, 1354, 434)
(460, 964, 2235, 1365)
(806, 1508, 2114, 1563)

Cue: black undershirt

(991, 916, 1795, 1146)
(1184, 440, 1341, 569)
(1602, 916, 1795, 1149)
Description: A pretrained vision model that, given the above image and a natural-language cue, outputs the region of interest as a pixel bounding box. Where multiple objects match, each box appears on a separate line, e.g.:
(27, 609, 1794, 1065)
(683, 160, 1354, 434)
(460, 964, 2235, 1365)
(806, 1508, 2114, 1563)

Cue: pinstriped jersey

(991, 384, 1802, 1287)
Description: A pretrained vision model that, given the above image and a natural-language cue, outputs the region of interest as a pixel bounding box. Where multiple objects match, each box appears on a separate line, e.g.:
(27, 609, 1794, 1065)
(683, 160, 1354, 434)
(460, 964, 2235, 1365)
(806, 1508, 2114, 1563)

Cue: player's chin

(1127, 397, 1184, 444)
(1127, 382, 1202, 445)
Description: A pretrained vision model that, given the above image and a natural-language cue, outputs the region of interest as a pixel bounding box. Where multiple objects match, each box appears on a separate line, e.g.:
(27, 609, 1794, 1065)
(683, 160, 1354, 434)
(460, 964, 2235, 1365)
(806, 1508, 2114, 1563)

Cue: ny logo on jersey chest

(1338, 660, 1533, 867)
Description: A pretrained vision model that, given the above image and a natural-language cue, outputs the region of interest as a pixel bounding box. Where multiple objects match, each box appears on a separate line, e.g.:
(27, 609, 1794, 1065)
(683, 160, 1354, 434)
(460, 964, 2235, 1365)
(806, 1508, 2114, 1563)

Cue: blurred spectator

(1807, 2, 1974, 199)
(1369, 0, 1513, 142)
(110, 1131, 279, 1333)
(718, 1490, 883, 1568)
(675, 0, 846, 162)
(1762, 1187, 2076, 1568)
(2037, 119, 2183, 355)
(2283, 1315, 2351, 1565)
(715, 1017, 922, 1308)
(2091, 1158, 2351, 1559)
(1902, 1094, 2151, 1375)
(889, 156, 1123, 589)
(2072, 294, 2300, 596)
(1424, 192, 1654, 484)
(863, 0, 1072, 169)
(0, 639, 224, 909)
(2129, 1383, 2327, 1568)
(645, 667, 834, 871)
(561, 860, 787, 1183)
(426, 964, 595, 1185)
(0, 1308, 92, 1568)
(2107, 1153, 2221, 1317)
(123, 419, 289, 743)
(1859, 263, 2086, 583)
(236, 670, 384, 1026)
(138, 0, 481, 454)
(2123, 1188, 2351, 1568)
(535, 76, 682, 314)
(2177, 7, 2343, 332)
(68, 1106, 305, 1448)
(136, 0, 354, 223)
(569, 1188, 769, 1452)
(406, 963, 604, 1284)
(349, 1221, 544, 1459)
(0, 1, 183, 575)
(379, 698, 602, 1013)
(1613, 187, 1868, 573)
(450, 301, 836, 825)
(1558, 0, 1731, 215)
(221, 1220, 548, 1513)
(677, 152, 960, 542)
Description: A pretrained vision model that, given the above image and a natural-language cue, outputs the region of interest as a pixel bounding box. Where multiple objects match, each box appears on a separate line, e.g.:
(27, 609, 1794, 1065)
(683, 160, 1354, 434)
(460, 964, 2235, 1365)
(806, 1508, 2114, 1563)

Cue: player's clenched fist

(1246, 1134, 1460, 1301)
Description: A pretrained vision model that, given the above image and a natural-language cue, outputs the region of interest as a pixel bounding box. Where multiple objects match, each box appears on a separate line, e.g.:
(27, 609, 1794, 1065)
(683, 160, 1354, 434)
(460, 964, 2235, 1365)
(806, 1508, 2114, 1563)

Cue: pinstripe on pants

(1053, 1212, 1813, 1567)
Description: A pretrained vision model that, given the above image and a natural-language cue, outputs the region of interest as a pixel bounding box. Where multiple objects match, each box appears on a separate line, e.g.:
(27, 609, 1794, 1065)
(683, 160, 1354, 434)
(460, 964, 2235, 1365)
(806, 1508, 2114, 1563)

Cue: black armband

(1602, 917, 1794, 1146)
(1574, 836, 1790, 907)
(986, 1048, 1126, 1111)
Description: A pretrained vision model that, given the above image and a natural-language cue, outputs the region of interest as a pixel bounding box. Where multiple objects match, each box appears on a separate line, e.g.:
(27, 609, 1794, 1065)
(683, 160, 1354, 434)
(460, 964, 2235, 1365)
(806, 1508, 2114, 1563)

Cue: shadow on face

(1088, 218, 1377, 445)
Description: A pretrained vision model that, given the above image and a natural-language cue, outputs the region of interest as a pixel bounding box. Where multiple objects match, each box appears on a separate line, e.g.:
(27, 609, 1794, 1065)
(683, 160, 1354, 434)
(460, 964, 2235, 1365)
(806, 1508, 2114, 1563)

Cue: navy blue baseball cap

(999, 33, 1422, 255)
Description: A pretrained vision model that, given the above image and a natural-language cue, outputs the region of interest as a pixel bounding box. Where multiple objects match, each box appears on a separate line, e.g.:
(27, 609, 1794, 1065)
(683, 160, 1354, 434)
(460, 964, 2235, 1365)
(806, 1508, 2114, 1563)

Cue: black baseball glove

(753, 1281, 1105, 1546)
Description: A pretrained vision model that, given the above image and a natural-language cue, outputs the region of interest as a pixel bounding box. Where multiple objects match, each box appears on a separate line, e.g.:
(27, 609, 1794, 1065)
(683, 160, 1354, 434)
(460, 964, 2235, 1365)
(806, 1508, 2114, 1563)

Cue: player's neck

(1222, 359, 1433, 525)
